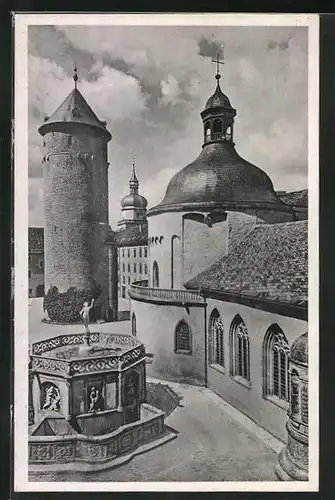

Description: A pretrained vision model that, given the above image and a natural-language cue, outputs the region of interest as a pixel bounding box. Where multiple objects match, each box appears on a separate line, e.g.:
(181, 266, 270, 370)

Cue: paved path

(36, 380, 280, 482)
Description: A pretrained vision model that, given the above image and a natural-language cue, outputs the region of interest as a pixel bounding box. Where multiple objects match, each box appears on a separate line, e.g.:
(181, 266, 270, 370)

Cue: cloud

(28, 25, 309, 228)
(159, 75, 183, 107)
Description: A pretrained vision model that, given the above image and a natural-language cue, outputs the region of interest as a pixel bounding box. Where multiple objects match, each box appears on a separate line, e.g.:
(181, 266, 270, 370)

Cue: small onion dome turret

(290, 332, 308, 365)
(121, 161, 148, 209)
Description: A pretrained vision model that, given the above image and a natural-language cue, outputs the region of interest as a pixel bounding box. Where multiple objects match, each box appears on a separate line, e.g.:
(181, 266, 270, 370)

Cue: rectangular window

(139, 248, 142, 258)
(127, 249, 130, 258)
(122, 249, 124, 257)
(133, 264, 137, 273)
(133, 248, 136, 258)
(145, 264, 148, 274)
(122, 263, 125, 272)
(28, 270, 32, 279)
(128, 277, 131, 285)
(139, 264, 142, 274)
(128, 264, 130, 273)
(144, 247, 148, 258)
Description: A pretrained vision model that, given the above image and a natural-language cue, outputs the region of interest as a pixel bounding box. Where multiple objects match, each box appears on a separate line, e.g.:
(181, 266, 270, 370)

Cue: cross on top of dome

(211, 47, 225, 84)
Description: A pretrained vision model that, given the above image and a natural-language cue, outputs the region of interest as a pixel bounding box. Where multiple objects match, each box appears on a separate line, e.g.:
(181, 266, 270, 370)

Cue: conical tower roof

(38, 87, 111, 140)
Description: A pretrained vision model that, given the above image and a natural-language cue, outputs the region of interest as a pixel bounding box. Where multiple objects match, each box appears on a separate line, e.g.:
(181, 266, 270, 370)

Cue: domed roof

(121, 193, 147, 209)
(290, 332, 308, 364)
(204, 81, 233, 110)
(148, 142, 292, 216)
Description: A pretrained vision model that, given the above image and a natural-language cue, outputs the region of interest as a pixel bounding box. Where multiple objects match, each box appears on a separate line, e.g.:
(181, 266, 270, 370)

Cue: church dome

(204, 82, 233, 110)
(290, 332, 308, 365)
(121, 193, 148, 209)
(148, 142, 290, 216)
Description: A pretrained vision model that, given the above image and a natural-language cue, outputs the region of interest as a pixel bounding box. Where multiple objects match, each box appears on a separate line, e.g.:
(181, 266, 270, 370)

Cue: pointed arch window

(175, 320, 192, 354)
(152, 261, 159, 288)
(131, 312, 137, 337)
(209, 309, 224, 368)
(230, 315, 250, 384)
(263, 324, 289, 404)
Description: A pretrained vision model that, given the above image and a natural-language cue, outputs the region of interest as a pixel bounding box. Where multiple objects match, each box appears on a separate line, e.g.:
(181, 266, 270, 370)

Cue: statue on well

(42, 384, 60, 411)
(80, 298, 94, 335)
(88, 386, 105, 412)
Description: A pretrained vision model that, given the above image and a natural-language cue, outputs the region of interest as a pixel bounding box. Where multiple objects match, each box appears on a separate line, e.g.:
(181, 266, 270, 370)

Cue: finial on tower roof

(211, 45, 224, 85)
(73, 65, 78, 89)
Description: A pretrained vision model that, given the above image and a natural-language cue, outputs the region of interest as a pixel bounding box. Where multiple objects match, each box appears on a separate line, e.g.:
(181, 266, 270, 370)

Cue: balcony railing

(129, 280, 204, 305)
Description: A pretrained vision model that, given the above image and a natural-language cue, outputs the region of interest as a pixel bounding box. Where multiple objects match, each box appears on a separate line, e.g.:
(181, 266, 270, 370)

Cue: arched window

(209, 309, 224, 368)
(230, 315, 250, 382)
(205, 122, 211, 142)
(226, 126, 232, 140)
(175, 320, 192, 354)
(131, 312, 137, 337)
(263, 324, 289, 402)
(213, 118, 222, 137)
(152, 261, 159, 288)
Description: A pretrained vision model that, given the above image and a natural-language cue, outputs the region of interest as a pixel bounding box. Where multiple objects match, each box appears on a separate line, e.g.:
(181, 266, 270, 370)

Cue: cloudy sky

(28, 24, 308, 228)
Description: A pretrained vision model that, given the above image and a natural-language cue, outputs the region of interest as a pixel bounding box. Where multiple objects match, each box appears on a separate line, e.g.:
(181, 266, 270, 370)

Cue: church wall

(148, 213, 182, 289)
(206, 298, 307, 442)
(130, 299, 205, 386)
(183, 217, 229, 284)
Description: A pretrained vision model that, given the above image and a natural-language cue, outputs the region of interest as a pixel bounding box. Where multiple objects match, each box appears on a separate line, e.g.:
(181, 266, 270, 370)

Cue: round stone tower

(38, 69, 112, 316)
(276, 332, 309, 481)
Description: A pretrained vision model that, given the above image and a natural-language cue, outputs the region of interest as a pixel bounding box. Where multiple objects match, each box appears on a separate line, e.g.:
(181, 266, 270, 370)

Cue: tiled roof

(185, 220, 307, 307)
(279, 189, 308, 208)
(28, 227, 44, 253)
(114, 224, 148, 247)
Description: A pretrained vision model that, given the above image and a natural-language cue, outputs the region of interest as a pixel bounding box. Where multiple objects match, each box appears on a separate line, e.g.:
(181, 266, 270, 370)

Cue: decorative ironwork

(70, 356, 119, 375)
(31, 356, 69, 375)
(120, 347, 144, 369)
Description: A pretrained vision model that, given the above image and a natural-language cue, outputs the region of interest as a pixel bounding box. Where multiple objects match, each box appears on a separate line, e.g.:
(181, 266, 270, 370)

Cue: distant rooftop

(279, 189, 308, 208)
(113, 224, 148, 248)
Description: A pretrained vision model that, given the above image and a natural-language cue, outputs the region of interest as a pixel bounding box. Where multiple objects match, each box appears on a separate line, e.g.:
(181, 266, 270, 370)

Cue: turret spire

(73, 65, 78, 90)
(129, 159, 139, 194)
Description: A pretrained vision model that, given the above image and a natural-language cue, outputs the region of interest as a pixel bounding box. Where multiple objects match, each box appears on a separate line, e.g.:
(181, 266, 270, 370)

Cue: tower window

(205, 121, 211, 142)
(175, 320, 192, 354)
(144, 247, 148, 258)
(152, 261, 159, 288)
(139, 248, 142, 258)
(209, 309, 224, 368)
(226, 126, 232, 140)
(230, 315, 250, 384)
(213, 119, 222, 139)
(133, 248, 136, 258)
(263, 324, 289, 404)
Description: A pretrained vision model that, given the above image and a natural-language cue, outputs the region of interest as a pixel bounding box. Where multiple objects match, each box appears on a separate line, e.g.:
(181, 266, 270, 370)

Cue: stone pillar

(64, 379, 72, 421)
(28, 371, 35, 425)
(107, 239, 118, 321)
(276, 332, 308, 481)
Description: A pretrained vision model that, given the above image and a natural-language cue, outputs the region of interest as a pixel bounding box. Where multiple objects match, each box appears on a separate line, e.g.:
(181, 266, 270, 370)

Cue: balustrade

(129, 281, 204, 304)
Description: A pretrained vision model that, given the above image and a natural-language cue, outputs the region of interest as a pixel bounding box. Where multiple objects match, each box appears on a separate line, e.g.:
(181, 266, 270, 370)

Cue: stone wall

(206, 298, 307, 442)
(130, 299, 206, 385)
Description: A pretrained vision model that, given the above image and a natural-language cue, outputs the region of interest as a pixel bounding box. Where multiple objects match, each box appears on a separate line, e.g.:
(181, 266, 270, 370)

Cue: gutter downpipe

(202, 288, 208, 388)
